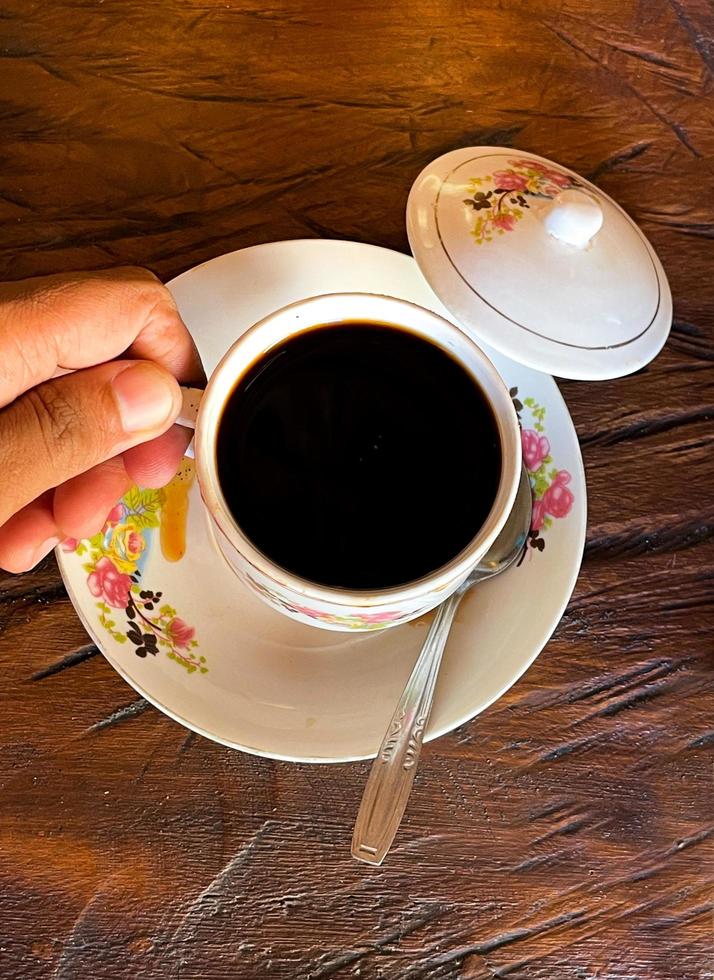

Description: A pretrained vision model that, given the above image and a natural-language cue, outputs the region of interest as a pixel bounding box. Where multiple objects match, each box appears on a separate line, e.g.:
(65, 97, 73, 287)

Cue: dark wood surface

(1, 2, 713, 977)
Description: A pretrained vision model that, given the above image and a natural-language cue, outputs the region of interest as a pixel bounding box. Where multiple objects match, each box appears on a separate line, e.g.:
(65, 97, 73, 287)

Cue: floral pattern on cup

(247, 575, 405, 631)
(463, 158, 581, 245)
(292, 605, 405, 631)
(64, 487, 206, 674)
(511, 387, 574, 558)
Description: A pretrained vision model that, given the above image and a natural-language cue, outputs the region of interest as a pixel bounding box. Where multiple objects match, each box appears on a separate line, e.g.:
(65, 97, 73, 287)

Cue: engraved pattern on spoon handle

(351, 589, 464, 865)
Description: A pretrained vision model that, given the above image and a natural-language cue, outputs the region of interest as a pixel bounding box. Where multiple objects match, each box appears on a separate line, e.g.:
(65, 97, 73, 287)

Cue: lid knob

(541, 189, 603, 249)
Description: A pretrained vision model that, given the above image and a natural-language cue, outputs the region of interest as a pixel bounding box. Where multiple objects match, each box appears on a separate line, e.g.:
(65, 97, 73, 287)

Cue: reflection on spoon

(160, 458, 195, 562)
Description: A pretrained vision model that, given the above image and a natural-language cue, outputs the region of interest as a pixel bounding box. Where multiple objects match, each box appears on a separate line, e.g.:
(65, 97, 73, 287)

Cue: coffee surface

(216, 322, 502, 590)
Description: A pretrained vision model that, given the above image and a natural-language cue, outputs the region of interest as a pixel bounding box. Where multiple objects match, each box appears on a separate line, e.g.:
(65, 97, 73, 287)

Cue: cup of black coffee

(180, 293, 521, 631)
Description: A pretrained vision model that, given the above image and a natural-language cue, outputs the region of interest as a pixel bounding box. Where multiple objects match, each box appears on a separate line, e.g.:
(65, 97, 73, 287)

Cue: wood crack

(310, 904, 447, 979)
(586, 140, 653, 180)
(596, 40, 685, 71)
(578, 404, 714, 447)
(686, 730, 714, 750)
(538, 734, 604, 762)
(86, 697, 152, 733)
(29, 642, 99, 681)
(668, 0, 714, 74)
(585, 510, 714, 559)
(402, 908, 589, 976)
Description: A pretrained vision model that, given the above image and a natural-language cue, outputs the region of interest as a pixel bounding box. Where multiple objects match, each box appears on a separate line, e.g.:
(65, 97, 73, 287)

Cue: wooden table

(1, 2, 712, 977)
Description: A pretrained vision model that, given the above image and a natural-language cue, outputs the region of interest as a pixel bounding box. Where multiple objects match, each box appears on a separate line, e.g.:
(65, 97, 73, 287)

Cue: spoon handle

(351, 589, 463, 865)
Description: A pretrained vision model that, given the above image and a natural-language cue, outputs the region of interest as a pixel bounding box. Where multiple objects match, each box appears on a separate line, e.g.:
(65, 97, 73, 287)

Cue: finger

(0, 267, 203, 407)
(123, 424, 194, 488)
(53, 456, 131, 540)
(0, 492, 60, 573)
(127, 298, 204, 386)
(0, 358, 181, 526)
(53, 426, 193, 540)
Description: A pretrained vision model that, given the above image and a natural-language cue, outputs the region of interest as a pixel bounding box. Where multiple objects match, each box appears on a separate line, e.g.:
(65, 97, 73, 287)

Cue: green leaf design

(123, 486, 142, 512)
(530, 461, 551, 498)
(124, 486, 166, 514)
(131, 510, 160, 530)
(123, 486, 165, 520)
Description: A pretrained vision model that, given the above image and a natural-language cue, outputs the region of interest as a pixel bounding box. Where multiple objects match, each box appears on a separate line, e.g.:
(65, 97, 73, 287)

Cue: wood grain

(1, 1, 712, 978)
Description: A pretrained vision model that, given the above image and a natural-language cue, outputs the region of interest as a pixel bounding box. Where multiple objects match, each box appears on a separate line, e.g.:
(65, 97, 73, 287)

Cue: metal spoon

(351, 466, 533, 865)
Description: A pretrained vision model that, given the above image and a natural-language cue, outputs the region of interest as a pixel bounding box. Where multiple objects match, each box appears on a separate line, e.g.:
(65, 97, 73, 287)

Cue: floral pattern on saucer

(511, 387, 575, 558)
(463, 158, 580, 245)
(63, 488, 206, 675)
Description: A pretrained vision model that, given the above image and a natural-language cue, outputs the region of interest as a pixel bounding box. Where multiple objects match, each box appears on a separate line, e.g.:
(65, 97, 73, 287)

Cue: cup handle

(177, 386, 204, 459)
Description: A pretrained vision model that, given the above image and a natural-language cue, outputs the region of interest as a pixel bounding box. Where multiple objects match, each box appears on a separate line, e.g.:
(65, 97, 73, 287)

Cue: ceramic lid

(406, 146, 672, 380)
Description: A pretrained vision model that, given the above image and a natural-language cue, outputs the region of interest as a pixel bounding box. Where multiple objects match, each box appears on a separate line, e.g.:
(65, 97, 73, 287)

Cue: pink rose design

(104, 503, 126, 529)
(292, 603, 323, 619)
(542, 470, 574, 519)
(507, 159, 573, 189)
(531, 498, 547, 532)
(360, 610, 402, 624)
(521, 429, 550, 471)
(127, 530, 143, 554)
(543, 170, 572, 189)
(510, 158, 548, 172)
(61, 538, 78, 553)
(87, 556, 132, 609)
(508, 158, 551, 174)
(493, 169, 528, 191)
(290, 603, 401, 626)
(492, 213, 516, 232)
(167, 617, 195, 649)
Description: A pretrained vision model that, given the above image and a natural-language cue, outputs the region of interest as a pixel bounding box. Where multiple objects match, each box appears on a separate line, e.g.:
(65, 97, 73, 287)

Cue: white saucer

(57, 240, 586, 763)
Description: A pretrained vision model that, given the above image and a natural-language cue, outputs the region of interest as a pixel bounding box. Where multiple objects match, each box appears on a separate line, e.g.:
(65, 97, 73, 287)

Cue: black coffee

(216, 322, 501, 590)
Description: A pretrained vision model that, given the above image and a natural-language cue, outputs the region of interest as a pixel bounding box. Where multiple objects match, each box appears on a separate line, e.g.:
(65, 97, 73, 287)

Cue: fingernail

(113, 363, 178, 433)
(32, 536, 62, 566)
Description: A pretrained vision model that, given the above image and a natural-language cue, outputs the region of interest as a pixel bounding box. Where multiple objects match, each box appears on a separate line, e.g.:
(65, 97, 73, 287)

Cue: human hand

(0, 268, 203, 572)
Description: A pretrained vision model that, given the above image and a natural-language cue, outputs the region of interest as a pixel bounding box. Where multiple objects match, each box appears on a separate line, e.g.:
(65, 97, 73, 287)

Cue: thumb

(0, 360, 181, 526)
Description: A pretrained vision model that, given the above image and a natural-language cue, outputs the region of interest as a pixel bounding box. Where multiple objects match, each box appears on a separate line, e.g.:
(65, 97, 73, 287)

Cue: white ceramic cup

(179, 293, 521, 631)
